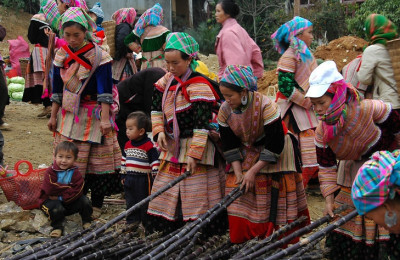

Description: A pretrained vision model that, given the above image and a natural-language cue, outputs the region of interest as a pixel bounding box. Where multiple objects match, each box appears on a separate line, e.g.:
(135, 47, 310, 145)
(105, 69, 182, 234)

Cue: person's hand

(47, 117, 57, 132)
(121, 178, 125, 185)
(44, 28, 52, 36)
(324, 194, 335, 217)
(234, 171, 244, 185)
(157, 132, 168, 151)
(100, 120, 112, 135)
(186, 157, 198, 173)
(49, 196, 58, 200)
(241, 170, 257, 193)
(209, 130, 220, 143)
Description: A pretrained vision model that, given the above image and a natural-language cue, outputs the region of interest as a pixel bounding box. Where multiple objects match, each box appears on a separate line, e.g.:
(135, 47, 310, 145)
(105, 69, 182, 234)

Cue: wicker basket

(387, 38, 400, 94)
(19, 58, 29, 79)
(102, 20, 116, 58)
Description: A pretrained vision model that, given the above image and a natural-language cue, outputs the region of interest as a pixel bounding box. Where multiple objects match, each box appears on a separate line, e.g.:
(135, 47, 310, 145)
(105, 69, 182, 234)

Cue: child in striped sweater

(121, 111, 159, 234)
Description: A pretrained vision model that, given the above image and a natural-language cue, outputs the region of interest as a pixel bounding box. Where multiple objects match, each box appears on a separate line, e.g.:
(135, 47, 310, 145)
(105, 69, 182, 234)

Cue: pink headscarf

(112, 8, 137, 26)
(319, 80, 360, 143)
(62, 0, 88, 10)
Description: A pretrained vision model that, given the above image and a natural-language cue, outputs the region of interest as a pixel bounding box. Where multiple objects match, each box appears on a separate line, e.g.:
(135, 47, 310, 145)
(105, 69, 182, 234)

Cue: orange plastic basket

(0, 160, 47, 210)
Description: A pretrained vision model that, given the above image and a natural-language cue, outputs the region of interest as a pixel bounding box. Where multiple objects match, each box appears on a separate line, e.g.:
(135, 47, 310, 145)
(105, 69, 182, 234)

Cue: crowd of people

(1, 0, 400, 258)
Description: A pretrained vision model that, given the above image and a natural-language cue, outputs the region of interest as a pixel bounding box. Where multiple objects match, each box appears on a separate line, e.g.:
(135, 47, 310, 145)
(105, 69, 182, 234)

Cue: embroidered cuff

(319, 166, 340, 198)
(151, 111, 164, 136)
(188, 129, 209, 160)
(51, 93, 62, 104)
(224, 148, 243, 163)
(97, 93, 113, 104)
(259, 149, 279, 163)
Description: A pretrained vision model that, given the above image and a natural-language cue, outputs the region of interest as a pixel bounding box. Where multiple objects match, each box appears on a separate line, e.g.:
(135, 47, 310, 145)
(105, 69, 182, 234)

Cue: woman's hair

(127, 111, 151, 132)
(218, 0, 240, 19)
(164, 48, 191, 61)
(325, 92, 335, 99)
(55, 141, 79, 159)
(62, 21, 86, 32)
(220, 80, 244, 93)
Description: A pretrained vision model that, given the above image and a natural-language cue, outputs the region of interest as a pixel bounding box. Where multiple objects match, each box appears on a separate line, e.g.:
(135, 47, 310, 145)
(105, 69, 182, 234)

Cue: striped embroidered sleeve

(151, 85, 164, 137)
(188, 129, 209, 160)
(316, 145, 339, 197)
(187, 102, 213, 160)
(289, 88, 312, 109)
(147, 147, 160, 176)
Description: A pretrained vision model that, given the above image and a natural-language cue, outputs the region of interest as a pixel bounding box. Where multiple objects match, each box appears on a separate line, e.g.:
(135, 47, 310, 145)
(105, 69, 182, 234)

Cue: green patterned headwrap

(165, 32, 199, 71)
(365, 14, 398, 45)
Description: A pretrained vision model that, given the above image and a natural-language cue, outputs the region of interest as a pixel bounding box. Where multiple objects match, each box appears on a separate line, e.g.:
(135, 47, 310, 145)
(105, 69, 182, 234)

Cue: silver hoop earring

(385, 210, 397, 228)
(241, 95, 248, 106)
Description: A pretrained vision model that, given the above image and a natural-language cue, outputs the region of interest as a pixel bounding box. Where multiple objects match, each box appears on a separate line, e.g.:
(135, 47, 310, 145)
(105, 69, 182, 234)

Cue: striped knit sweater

(121, 135, 160, 176)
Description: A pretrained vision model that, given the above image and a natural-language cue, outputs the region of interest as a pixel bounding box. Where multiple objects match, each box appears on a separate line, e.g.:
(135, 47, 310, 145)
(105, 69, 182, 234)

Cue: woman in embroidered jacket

(271, 17, 319, 188)
(307, 61, 400, 259)
(214, 0, 264, 80)
(358, 14, 400, 109)
(22, 12, 53, 118)
(47, 7, 121, 220)
(148, 32, 225, 234)
(111, 8, 138, 83)
(124, 3, 170, 70)
(218, 65, 309, 243)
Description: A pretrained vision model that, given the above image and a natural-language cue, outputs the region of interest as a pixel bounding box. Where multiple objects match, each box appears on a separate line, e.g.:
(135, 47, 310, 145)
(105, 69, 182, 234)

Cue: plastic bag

(8, 36, 30, 76)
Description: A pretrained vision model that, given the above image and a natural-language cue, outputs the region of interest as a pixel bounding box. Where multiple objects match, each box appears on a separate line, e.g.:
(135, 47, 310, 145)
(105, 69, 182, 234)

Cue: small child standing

(121, 111, 159, 233)
(39, 141, 93, 238)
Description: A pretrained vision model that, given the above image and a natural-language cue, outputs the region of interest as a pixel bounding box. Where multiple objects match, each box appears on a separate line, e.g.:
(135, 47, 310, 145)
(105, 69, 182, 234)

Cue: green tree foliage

(0, 0, 40, 14)
(185, 22, 220, 56)
(300, 0, 354, 42)
(346, 0, 400, 39)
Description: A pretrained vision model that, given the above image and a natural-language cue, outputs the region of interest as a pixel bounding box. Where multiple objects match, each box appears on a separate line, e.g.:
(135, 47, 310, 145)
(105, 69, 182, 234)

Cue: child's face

(126, 118, 145, 141)
(55, 150, 76, 170)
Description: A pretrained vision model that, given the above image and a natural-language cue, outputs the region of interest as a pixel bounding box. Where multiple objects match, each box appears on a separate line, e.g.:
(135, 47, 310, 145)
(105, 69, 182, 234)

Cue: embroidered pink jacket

(215, 18, 264, 79)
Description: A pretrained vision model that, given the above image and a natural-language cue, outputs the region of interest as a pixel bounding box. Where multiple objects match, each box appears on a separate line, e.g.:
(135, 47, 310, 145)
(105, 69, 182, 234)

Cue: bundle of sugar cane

(9, 226, 93, 260)
(146, 188, 243, 260)
(236, 204, 349, 260)
(181, 235, 225, 260)
(48, 171, 192, 259)
(233, 215, 309, 259)
(139, 187, 241, 259)
(81, 241, 145, 260)
(199, 238, 233, 260)
(61, 230, 124, 259)
(121, 229, 182, 259)
(265, 209, 358, 260)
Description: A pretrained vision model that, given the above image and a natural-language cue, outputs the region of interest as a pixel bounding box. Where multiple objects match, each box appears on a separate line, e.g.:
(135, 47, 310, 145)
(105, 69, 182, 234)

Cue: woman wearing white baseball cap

(307, 60, 400, 259)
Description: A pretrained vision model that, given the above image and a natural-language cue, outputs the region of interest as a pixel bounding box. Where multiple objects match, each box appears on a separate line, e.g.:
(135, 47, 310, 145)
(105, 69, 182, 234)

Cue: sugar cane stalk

(233, 215, 309, 259)
(236, 204, 349, 260)
(288, 236, 324, 259)
(61, 230, 124, 259)
(151, 188, 243, 260)
(139, 187, 241, 260)
(265, 209, 358, 260)
(121, 225, 182, 259)
(46, 171, 192, 260)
